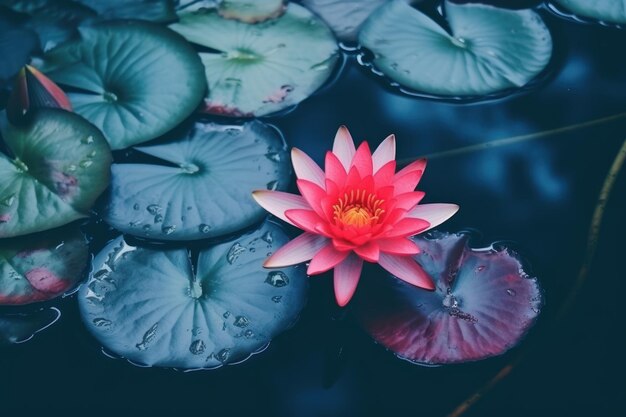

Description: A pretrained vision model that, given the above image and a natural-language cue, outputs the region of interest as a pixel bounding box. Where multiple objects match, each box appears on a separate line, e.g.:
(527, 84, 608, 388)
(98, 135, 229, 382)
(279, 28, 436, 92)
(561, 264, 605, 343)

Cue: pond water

(1, 1, 626, 416)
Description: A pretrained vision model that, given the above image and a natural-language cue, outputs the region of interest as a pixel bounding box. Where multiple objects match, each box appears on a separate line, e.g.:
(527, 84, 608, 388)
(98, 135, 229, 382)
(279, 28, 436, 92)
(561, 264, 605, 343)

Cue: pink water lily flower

(252, 126, 459, 306)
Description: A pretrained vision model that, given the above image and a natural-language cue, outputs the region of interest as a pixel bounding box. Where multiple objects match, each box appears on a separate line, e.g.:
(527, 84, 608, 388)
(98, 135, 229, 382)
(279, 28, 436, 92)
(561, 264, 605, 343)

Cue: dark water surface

(2, 6, 626, 417)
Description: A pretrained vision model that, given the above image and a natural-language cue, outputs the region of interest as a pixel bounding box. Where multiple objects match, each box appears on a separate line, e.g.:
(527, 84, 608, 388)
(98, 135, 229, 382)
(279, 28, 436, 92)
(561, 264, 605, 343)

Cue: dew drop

(265, 152, 281, 162)
(227, 242, 246, 264)
(142, 224, 151, 231)
(271, 295, 282, 303)
(82, 136, 94, 144)
(133, 203, 140, 210)
(244, 330, 254, 338)
(506, 289, 517, 296)
(162, 225, 176, 235)
(1, 194, 15, 207)
(199, 224, 211, 233)
(223, 311, 231, 319)
(93, 318, 112, 328)
(79, 160, 93, 168)
(135, 323, 158, 351)
(233, 316, 250, 328)
(67, 164, 77, 172)
(261, 231, 273, 244)
(266, 180, 279, 190)
(154, 214, 163, 224)
(475, 265, 486, 272)
(215, 348, 230, 363)
(189, 340, 206, 355)
(265, 271, 289, 287)
(147, 204, 162, 215)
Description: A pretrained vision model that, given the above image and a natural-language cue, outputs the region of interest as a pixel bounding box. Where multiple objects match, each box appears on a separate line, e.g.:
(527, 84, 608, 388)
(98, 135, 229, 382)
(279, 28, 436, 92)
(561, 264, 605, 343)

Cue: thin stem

(445, 137, 626, 417)
(397, 111, 626, 166)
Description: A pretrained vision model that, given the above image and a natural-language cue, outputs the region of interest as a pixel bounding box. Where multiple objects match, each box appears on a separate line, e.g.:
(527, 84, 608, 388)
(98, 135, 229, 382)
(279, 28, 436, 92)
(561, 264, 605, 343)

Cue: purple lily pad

(353, 231, 542, 365)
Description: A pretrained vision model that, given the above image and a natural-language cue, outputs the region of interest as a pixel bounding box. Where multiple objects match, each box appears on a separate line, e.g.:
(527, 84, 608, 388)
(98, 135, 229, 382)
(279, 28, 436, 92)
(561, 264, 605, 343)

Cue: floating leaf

(40, 21, 206, 150)
(0, 226, 89, 305)
(353, 232, 542, 365)
(75, 0, 177, 22)
(78, 221, 308, 369)
(0, 27, 39, 84)
(551, 0, 626, 24)
(300, 0, 390, 41)
(170, 3, 338, 117)
(102, 120, 290, 241)
(0, 109, 112, 238)
(0, 0, 97, 51)
(358, 0, 553, 96)
(0, 307, 60, 344)
(217, 0, 286, 23)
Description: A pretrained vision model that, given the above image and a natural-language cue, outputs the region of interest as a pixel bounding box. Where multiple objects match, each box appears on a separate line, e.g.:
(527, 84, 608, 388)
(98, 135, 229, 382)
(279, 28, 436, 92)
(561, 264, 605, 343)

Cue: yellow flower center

(333, 189, 385, 227)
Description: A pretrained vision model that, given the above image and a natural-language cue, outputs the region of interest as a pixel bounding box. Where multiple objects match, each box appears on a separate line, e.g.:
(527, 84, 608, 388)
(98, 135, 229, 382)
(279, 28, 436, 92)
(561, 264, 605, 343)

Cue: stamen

(333, 189, 385, 227)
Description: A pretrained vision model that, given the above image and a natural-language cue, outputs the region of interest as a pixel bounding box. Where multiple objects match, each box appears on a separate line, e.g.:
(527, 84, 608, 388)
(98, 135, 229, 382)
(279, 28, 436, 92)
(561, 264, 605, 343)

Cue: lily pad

(102, 120, 290, 241)
(551, 0, 626, 24)
(40, 21, 206, 150)
(78, 221, 308, 369)
(0, 225, 89, 305)
(217, 0, 286, 23)
(0, 307, 61, 344)
(358, 0, 553, 97)
(170, 3, 339, 117)
(0, 109, 112, 238)
(75, 0, 177, 22)
(353, 231, 542, 365)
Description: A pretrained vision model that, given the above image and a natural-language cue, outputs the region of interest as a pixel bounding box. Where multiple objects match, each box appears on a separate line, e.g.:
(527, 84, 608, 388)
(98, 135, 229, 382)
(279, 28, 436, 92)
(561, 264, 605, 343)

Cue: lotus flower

(252, 126, 459, 306)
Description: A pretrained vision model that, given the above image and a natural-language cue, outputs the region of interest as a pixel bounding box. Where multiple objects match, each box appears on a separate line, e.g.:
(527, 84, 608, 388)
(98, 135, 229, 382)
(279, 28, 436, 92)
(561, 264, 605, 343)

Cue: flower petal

(393, 169, 424, 195)
(374, 160, 396, 189)
(332, 125, 356, 170)
(396, 158, 427, 178)
(393, 191, 426, 211)
(384, 217, 430, 238)
(408, 203, 459, 232)
(334, 254, 364, 307)
(350, 141, 373, 177)
(264, 233, 329, 267)
(372, 134, 395, 173)
(378, 253, 435, 290)
(376, 237, 420, 255)
(285, 209, 324, 234)
(325, 151, 348, 188)
(252, 191, 311, 226)
(297, 179, 327, 218)
(292, 148, 325, 188)
(354, 241, 380, 262)
(308, 243, 351, 275)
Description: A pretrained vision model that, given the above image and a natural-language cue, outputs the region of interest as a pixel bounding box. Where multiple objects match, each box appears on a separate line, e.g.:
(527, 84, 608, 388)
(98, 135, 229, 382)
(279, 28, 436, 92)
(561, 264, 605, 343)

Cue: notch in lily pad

(358, 0, 553, 98)
(78, 220, 308, 369)
(102, 119, 290, 241)
(170, 2, 339, 117)
(0, 225, 89, 305)
(39, 21, 207, 150)
(0, 109, 112, 238)
(353, 231, 542, 365)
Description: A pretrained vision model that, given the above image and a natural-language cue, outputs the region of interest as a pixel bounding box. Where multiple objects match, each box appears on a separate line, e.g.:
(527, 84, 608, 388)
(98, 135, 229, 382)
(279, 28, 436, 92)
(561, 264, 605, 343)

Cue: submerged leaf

(103, 120, 291, 241)
(171, 3, 338, 117)
(0, 307, 60, 344)
(0, 225, 89, 305)
(358, 0, 553, 96)
(551, 0, 626, 24)
(353, 232, 542, 365)
(78, 221, 308, 369)
(40, 21, 206, 150)
(217, 0, 286, 23)
(0, 109, 111, 238)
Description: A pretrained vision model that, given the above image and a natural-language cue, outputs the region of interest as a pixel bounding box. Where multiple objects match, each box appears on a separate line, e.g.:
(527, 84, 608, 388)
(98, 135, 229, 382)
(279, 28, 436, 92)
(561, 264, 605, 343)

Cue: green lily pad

(0, 225, 89, 305)
(75, 0, 177, 22)
(217, 0, 286, 23)
(40, 21, 207, 150)
(0, 307, 61, 344)
(170, 3, 338, 117)
(102, 120, 290, 241)
(359, 0, 553, 96)
(551, 0, 626, 24)
(0, 109, 112, 238)
(0, 0, 97, 51)
(78, 221, 308, 369)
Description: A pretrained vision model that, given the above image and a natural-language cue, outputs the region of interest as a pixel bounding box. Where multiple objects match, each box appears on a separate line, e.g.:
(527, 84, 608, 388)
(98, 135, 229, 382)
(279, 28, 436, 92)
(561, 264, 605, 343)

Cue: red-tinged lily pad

(0, 109, 112, 238)
(0, 307, 60, 345)
(353, 231, 542, 365)
(0, 225, 89, 305)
